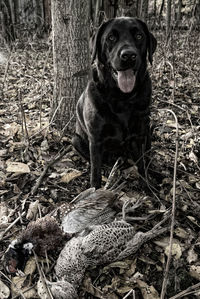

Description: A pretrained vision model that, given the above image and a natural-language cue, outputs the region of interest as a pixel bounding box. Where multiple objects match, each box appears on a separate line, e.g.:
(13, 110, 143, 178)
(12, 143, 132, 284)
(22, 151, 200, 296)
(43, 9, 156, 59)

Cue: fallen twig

(18, 89, 29, 142)
(29, 94, 65, 140)
(0, 270, 26, 299)
(123, 289, 135, 299)
(2, 51, 11, 91)
(33, 250, 54, 299)
(31, 145, 72, 195)
(159, 109, 179, 299)
(169, 281, 200, 299)
(0, 211, 26, 240)
(165, 60, 175, 103)
(104, 157, 123, 190)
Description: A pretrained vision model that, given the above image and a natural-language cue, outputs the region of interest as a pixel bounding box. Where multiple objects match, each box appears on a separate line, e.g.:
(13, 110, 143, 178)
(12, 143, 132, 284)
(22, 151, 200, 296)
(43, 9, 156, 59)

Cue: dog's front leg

(89, 140, 102, 189)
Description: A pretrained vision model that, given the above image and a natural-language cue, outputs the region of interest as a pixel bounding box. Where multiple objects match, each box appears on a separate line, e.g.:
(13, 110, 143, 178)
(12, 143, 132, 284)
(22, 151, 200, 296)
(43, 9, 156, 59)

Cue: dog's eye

(136, 33, 143, 40)
(108, 34, 116, 42)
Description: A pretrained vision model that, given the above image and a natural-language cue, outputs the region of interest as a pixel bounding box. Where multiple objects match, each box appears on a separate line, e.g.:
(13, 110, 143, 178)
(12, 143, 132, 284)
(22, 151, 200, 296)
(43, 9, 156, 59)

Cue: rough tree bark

(177, 0, 182, 24)
(154, 0, 157, 18)
(143, 0, 149, 22)
(166, 0, 172, 42)
(51, 0, 90, 133)
(117, 0, 138, 17)
(43, 0, 51, 30)
(159, 0, 165, 25)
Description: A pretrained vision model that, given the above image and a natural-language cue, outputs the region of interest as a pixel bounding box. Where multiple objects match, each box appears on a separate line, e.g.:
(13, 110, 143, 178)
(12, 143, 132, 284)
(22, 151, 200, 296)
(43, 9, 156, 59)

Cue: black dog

(72, 17, 157, 189)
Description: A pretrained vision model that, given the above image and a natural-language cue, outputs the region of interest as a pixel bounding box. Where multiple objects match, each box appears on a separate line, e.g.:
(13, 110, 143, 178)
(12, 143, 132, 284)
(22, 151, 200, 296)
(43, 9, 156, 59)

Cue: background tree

(143, 0, 149, 22)
(159, 0, 165, 25)
(177, 0, 182, 25)
(193, 0, 200, 28)
(1, 0, 200, 42)
(166, 0, 172, 42)
(154, 0, 157, 19)
(51, 0, 90, 133)
(1, 0, 200, 134)
(117, 0, 141, 18)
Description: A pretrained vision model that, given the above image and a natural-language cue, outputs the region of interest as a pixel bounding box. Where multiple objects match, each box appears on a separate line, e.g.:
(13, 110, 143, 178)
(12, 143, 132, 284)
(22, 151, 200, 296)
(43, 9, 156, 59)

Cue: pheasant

(4, 187, 169, 299)
(52, 219, 168, 299)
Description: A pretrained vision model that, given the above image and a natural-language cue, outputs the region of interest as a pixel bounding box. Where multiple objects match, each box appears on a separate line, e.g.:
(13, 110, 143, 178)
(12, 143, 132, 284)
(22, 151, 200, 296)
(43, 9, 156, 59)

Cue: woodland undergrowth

(0, 28, 199, 298)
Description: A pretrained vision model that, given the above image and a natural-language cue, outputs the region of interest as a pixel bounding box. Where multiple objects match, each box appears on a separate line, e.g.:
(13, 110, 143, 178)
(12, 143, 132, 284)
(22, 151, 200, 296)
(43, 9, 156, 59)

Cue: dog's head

(91, 17, 157, 93)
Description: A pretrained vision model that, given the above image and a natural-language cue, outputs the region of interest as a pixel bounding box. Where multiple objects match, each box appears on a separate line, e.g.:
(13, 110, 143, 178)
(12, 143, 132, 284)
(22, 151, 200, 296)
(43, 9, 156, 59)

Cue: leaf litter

(0, 30, 200, 299)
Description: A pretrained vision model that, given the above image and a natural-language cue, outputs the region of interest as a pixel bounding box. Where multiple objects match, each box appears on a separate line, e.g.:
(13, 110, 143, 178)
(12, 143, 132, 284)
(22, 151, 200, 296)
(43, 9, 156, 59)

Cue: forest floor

(0, 28, 200, 299)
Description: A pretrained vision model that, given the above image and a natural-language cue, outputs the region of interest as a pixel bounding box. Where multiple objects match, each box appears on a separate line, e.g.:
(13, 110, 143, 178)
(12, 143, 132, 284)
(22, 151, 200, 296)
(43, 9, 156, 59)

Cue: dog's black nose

(120, 49, 137, 62)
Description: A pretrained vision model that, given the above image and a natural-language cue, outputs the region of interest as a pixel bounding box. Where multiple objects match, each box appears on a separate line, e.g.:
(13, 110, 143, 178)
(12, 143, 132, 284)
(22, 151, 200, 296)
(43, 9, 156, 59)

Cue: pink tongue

(117, 69, 136, 93)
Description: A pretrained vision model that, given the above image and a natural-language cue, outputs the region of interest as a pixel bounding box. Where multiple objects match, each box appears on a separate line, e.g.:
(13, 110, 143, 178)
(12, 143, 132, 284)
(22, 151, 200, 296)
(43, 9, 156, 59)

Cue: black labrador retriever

(72, 17, 157, 189)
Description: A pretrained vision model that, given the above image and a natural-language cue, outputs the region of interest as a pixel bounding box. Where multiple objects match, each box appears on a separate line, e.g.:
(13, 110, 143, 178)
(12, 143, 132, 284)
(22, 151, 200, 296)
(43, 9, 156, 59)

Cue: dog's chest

(108, 100, 134, 130)
(100, 101, 136, 149)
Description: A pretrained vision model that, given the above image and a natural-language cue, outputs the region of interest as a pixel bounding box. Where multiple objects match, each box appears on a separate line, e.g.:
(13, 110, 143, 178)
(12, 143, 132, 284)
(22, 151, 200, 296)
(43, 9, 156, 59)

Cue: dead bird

(52, 218, 168, 299)
(60, 188, 118, 233)
(4, 188, 118, 273)
(4, 216, 64, 274)
(4, 202, 169, 299)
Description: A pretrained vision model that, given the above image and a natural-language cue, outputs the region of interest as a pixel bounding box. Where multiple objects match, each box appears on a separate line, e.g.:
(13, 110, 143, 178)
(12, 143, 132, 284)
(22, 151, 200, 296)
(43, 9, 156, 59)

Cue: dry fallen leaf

(174, 227, 189, 239)
(125, 259, 137, 277)
(189, 265, 200, 281)
(187, 216, 200, 227)
(0, 52, 7, 64)
(187, 248, 198, 264)
(3, 122, 20, 137)
(24, 257, 36, 275)
(26, 200, 40, 220)
(154, 237, 182, 259)
(60, 168, 82, 183)
(189, 151, 198, 163)
(166, 120, 179, 128)
(122, 165, 139, 178)
(0, 149, 7, 156)
(11, 276, 37, 298)
(104, 261, 130, 271)
(165, 243, 182, 259)
(0, 203, 10, 226)
(37, 279, 49, 299)
(40, 139, 49, 152)
(83, 276, 114, 299)
(136, 279, 160, 299)
(11, 256, 37, 298)
(117, 286, 133, 294)
(0, 280, 10, 299)
(180, 131, 193, 141)
(6, 161, 30, 174)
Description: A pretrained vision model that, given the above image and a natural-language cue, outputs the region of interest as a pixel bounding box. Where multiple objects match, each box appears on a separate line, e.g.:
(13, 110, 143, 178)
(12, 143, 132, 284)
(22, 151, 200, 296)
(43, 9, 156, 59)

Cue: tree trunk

(35, 0, 44, 30)
(143, 0, 149, 22)
(2, 0, 16, 40)
(154, 0, 157, 18)
(159, 0, 165, 25)
(43, 0, 51, 31)
(177, 0, 182, 23)
(136, 0, 141, 17)
(94, 0, 101, 26)
(103, 0, 116, 19)
(139, 0, 143, 19)
(166, 0, 172, 42)
(193, 0, 200, 27)
(117, 0, 138, 17)
(51, 0, 90, 133)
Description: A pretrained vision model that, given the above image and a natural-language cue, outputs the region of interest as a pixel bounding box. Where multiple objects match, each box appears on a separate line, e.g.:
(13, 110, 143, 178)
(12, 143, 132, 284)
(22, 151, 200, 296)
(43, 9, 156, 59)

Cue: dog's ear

(136, 19, 157, 65)
(91, 19, 114, 65)
(148, 32, 157, 65)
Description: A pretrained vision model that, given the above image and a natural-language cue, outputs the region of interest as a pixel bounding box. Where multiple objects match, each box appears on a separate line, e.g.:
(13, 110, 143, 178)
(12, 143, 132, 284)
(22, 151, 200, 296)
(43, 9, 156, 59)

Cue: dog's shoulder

(86, 72, 106, 104)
